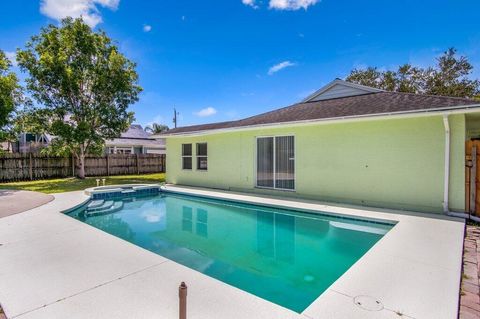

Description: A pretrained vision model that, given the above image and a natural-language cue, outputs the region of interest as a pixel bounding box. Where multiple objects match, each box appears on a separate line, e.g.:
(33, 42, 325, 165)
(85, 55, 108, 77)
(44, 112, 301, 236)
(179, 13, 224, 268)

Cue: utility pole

(173, 107, 179, 128)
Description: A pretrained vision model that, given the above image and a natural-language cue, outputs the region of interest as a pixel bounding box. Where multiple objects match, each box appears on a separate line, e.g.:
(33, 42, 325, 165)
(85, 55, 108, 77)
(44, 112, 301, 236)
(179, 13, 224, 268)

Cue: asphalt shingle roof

(162, 91, 479, 135)
(121, 124, 152, 139)
(106, 124, 165, 148)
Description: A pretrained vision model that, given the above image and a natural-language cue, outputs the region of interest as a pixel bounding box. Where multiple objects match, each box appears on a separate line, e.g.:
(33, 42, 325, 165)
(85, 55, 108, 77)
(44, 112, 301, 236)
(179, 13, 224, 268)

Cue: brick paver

(460, 225, 480, 318)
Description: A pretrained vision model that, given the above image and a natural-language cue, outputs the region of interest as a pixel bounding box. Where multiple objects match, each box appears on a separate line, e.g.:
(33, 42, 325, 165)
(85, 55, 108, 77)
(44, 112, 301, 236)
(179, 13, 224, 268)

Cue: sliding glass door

(256, 137, 274, 187)
(275, 136, 295, 189)
(256, 136, 295, 190)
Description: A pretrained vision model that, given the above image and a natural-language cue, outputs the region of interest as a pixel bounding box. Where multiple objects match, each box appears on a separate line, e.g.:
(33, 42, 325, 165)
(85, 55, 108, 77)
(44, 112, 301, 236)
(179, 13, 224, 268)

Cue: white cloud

(4, 51, 17, 67)
(194, 107, 217, 117)
(268, 60, 296, 75)
(142, 212, 161, 223)
(242, 0, 258, 8)
(40, 0, 120, 28)
(269, 0, 319, 10)
(143, 24, 152, 32)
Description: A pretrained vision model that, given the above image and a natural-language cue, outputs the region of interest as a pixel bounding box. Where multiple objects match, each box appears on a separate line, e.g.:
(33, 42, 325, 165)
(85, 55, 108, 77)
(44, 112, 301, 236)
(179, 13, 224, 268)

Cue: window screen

(182, 144, 192, 169)
(196, 143, 208, 170)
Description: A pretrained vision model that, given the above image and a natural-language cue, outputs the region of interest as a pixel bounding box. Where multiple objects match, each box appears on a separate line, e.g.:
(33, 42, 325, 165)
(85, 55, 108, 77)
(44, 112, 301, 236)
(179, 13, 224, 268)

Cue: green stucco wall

(166, 114, 466, 213)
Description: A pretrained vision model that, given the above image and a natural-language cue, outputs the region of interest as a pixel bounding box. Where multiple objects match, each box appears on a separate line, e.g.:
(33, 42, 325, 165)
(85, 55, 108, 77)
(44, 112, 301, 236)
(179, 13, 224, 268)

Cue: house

(6, 124, 165, 155)
(10, 132, 51, 154)
(156, 79, 480, 213)
(105, 124, 165, 154)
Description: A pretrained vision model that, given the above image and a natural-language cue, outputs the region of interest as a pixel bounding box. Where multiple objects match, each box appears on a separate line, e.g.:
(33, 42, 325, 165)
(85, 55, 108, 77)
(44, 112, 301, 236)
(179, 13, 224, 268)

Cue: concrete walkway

(0, 190, 53, 218)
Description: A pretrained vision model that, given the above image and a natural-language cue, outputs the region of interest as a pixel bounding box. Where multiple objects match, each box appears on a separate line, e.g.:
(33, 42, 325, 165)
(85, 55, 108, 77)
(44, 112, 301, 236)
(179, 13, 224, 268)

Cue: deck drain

(353, 295, 383, 311)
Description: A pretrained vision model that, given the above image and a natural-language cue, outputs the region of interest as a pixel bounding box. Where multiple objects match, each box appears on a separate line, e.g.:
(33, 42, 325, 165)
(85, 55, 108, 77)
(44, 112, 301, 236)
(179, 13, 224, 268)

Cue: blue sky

(1, 0, 479, 128)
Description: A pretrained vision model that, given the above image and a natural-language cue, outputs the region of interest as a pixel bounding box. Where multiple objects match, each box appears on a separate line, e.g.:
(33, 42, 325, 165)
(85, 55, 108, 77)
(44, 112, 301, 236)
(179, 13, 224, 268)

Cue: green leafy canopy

(17, 17, 142, 168)
(0, 50, 24, 151)
(346, 48, 480, 99)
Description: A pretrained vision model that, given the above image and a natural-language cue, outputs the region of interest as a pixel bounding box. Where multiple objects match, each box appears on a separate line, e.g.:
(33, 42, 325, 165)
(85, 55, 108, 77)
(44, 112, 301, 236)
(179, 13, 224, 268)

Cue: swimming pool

(67, 191, 394, 312)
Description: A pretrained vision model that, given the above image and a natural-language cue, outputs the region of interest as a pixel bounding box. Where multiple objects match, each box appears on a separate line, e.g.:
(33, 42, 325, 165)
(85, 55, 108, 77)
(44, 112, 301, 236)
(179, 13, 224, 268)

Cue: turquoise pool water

(67, 192, 393, 312)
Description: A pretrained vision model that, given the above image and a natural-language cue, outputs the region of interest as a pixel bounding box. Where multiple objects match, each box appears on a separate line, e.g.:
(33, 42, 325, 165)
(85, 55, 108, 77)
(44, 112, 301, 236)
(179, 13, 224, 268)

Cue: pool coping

(0, 185, 465, 319)
(84, 183, 161, 196)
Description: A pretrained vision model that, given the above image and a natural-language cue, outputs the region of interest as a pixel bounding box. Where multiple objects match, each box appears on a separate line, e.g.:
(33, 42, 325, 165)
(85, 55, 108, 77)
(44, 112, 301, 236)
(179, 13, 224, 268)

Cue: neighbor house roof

(106, 124, 165, 148)
(120, 124, 152, 139)
(158, 79, 480, 136)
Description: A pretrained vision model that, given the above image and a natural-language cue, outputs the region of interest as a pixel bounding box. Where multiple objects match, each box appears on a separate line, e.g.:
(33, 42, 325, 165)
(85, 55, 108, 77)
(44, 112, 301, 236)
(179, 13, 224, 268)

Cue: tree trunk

(78, 147, 86, 179)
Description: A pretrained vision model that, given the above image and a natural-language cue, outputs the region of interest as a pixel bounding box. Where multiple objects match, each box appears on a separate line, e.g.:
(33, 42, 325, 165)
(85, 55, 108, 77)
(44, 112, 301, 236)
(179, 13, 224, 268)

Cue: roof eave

(160, 103, 480, 137)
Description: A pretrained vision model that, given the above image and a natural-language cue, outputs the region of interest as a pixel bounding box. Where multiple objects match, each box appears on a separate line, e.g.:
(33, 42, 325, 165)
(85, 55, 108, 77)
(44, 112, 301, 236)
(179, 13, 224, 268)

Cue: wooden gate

(466, 140, 480, 215)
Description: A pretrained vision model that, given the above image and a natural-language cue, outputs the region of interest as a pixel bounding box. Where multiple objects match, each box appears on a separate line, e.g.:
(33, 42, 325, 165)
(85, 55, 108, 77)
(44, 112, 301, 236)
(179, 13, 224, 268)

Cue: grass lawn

(0, 173, 165, 194)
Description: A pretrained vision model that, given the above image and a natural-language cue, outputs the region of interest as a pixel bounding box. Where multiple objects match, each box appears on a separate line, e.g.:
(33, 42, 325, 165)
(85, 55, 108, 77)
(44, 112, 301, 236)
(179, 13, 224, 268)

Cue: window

(182, 144, 192, 169)
(25, 133, 36, 142)
(116, 147, 132, 154)
(38, 135, 47, 143)
(256, 136, 295, 190)
(196, 143, 208, 170)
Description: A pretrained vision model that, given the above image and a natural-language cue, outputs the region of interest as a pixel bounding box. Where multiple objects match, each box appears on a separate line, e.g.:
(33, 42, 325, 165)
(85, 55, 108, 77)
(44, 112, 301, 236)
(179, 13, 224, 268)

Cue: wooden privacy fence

(466, 140, 480, 216)
(0, 153, 166, 182)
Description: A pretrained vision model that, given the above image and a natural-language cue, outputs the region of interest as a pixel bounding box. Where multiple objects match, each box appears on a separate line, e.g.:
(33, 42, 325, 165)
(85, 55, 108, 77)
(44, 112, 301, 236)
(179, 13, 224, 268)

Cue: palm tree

(145, 123, 169, 134)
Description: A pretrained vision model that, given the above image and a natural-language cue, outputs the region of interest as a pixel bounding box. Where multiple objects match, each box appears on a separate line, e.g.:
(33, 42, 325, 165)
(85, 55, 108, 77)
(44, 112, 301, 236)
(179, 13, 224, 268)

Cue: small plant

(463, 273, 470, 280)
(467, 220, 480, 227)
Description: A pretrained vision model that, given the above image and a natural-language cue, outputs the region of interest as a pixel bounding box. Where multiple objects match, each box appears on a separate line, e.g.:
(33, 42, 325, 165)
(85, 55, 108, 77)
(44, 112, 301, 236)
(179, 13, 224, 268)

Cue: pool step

(86, 201, 123, 216)
(87, 200, 105, 209)
(87, 200, 114, 212)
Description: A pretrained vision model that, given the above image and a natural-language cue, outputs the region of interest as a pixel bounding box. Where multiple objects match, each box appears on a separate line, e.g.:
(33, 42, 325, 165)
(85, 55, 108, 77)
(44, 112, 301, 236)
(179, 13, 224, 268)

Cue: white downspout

(443, 114, 450, 214)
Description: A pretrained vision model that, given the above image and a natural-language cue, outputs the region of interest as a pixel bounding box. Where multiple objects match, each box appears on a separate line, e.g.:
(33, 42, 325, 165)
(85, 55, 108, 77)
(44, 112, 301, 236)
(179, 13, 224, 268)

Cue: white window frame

(115, 147, 133, 154)
(196, 143, 208, 171)
(255, 135, 296, 191)
(182, 143, 193, 170)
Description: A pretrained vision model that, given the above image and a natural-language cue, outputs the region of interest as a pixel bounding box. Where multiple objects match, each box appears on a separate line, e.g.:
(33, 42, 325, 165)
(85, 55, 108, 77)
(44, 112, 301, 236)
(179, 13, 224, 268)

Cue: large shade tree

(17, 17, 142, 178)
(0, 50, 22, 152)
(346, 48, 480, 99)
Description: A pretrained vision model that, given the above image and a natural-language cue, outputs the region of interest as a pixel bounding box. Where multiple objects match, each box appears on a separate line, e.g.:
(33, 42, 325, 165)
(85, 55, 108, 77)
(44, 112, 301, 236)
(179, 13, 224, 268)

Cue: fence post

(136, 153, 140, 175)
(71, 154, 75, 177)
(29, 153, 33, 180)
(471, 145, 477, 215)
(179, 282, 187, 319)
(106, 154, 110, 176)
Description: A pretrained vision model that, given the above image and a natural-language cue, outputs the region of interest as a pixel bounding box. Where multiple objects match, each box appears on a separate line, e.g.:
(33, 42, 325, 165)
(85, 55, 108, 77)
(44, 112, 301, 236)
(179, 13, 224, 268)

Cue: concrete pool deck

(0, 186, 465, 319)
